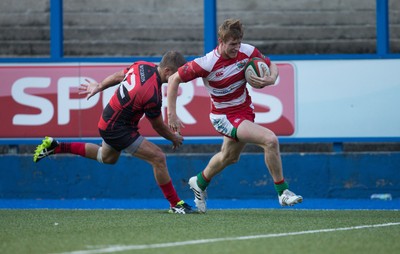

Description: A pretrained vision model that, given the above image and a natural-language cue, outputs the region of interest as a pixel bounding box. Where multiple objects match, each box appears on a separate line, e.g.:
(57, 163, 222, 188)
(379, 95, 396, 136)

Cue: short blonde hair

(218, 19, 244, 42)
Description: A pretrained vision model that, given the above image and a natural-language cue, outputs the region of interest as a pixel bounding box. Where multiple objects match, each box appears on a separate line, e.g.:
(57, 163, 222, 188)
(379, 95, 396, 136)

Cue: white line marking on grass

(56, 222, 400, 254)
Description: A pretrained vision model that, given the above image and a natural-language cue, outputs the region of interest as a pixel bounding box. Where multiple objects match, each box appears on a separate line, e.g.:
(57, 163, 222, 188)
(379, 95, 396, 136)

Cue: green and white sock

(274, 180, 289, 196)
(196, 172, 209, 191)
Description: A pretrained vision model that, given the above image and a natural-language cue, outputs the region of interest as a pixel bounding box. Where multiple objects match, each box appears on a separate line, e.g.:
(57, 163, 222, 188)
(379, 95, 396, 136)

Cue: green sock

(196, 172, 209, 191)
(274, 181, 289, 196)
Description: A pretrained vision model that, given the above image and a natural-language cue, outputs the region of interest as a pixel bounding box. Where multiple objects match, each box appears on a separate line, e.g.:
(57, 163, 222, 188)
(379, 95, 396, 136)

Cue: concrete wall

(1, 152, 399, 200)
(0, 0, 399, 57)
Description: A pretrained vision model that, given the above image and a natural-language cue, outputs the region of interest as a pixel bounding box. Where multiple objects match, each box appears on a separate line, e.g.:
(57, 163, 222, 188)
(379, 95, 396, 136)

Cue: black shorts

(99, 127, 141, 152)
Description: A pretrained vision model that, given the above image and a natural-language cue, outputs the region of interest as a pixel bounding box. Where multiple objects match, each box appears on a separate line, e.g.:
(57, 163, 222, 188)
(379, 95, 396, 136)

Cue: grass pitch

(1, 209, 399, 254)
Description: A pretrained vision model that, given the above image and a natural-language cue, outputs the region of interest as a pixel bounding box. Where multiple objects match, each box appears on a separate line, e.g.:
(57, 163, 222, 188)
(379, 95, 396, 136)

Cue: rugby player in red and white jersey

(167, 19, 303, 213)
(33, 51, 193, 214)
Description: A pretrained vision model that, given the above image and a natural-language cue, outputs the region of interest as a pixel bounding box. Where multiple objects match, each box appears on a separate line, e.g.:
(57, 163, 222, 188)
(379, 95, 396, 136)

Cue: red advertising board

(0, 63, 295, 138)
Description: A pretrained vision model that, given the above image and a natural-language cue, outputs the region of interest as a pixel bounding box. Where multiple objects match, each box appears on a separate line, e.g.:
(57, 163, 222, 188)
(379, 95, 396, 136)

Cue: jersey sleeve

(251, 48, 272, 67)
(143, 96, 162, 119)
(178, 61, 208, 82)
(144, 107, 161, 119)
(124, 63, 135, 74)
(142, 87, 162, 119)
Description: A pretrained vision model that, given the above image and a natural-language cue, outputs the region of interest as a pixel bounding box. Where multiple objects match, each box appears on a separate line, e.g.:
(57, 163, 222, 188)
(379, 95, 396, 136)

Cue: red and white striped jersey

(178, 43, 271, 114)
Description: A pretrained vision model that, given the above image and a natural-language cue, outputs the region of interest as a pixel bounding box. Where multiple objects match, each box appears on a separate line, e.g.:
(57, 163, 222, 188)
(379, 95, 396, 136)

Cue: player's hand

(78, 79, 101, 100)
(168, 114, 184, 133)
(248, 74, 276, 89)
(171, 132, 184, 150)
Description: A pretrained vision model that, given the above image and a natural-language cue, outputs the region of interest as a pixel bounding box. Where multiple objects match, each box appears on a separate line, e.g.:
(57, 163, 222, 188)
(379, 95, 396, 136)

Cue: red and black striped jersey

(98, 61, 162, 131)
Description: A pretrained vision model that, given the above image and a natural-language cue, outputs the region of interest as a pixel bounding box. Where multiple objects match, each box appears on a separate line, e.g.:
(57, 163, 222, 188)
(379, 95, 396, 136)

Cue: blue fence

(1, 152, 399, 200)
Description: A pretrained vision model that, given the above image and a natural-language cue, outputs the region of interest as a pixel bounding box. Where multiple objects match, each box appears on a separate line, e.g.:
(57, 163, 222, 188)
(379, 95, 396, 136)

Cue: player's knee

(96, 147, 118, 164)
(263, 133, 279, 151)
(151, 150, 167, 168)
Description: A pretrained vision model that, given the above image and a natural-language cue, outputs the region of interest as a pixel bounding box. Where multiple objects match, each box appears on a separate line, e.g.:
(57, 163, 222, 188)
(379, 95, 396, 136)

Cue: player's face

(220, 38, 241, 59)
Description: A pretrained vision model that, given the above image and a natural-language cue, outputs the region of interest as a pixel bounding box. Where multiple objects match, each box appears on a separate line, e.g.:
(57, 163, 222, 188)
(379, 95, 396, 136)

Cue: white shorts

(210, 108, 255, 140)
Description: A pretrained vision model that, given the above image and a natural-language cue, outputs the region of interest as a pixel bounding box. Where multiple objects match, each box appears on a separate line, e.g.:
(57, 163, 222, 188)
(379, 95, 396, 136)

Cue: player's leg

(188, 137, 246, 213)
(91, 141, 121, 164)
(203, 137, 246, 180)
(237, 120, 303, 206)
(33, 136, 120, 164)
(130, 137, 171, 185)
(237, 120, 283, 182)
(126, 137, 192, 213)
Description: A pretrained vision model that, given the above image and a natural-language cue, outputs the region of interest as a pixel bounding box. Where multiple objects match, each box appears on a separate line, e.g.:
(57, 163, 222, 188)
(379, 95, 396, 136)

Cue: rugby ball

(244, 57, 270, 87)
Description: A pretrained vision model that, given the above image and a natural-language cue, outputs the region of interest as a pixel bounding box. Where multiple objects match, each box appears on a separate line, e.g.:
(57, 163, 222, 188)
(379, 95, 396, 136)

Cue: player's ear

(162, 67, 172, 80)
(164, 67, 174, 77)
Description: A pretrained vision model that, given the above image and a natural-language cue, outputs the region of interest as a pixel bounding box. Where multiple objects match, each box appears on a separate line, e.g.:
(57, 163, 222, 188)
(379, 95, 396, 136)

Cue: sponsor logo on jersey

(139, 65, 146, 83)
(236, 60, 247, 70)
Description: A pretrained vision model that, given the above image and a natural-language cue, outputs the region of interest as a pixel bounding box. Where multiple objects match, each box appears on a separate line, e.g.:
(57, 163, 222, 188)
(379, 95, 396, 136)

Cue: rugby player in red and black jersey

(34, 51, 193, 214)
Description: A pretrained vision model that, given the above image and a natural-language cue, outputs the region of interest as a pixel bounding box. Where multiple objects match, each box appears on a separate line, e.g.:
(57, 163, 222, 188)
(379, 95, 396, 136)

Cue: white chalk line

(56, 222, 400, 254)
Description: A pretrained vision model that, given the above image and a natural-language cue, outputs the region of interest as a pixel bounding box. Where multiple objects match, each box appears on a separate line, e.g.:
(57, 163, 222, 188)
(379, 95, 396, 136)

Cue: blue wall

(1, 152, 399, 200)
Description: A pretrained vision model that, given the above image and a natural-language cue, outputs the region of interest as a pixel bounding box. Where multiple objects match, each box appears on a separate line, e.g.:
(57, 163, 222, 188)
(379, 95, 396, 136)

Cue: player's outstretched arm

(79, 70, 125, 100)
